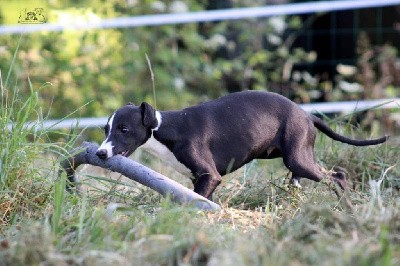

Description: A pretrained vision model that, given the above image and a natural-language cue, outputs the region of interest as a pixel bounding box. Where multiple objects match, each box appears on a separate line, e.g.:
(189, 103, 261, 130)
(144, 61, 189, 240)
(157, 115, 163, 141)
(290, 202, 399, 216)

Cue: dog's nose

(96, 149, 108, 159)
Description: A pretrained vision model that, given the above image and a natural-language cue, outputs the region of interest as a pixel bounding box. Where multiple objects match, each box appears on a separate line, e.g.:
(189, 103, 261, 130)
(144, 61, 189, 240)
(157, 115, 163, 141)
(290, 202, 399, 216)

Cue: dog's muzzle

(96, 148, 130, 159)
(96, 149, 109, 160)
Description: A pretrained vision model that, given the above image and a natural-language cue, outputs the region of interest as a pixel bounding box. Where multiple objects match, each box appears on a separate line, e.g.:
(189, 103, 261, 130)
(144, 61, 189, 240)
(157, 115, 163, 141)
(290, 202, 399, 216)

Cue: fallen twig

(59, 142, 221, 211)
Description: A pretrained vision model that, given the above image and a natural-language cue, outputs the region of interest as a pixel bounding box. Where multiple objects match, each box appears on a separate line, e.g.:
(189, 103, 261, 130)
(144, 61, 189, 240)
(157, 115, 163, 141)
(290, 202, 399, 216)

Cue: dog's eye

(120, 126, 129, 133)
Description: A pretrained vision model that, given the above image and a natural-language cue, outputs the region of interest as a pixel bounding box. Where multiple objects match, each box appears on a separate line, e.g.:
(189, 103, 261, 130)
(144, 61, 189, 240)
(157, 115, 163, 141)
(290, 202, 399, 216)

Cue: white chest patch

(153, 111, 162, 131)
(98, 112, 116, 158)
(140, 136, 192, 177)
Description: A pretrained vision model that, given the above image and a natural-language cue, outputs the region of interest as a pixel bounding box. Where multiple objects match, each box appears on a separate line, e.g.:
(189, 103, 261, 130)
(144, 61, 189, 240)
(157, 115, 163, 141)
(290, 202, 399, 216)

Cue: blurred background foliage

(0, 0, 399, 128)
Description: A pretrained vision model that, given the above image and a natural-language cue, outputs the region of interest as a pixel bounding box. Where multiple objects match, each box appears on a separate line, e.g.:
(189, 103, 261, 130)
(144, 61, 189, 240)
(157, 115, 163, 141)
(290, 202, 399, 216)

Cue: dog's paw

(289, 177, 302, 188)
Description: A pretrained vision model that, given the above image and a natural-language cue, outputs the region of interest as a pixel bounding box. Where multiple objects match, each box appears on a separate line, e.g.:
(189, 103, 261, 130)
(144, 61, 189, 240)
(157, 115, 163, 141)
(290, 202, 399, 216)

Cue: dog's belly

(209, 128, 281, 175)
(260, 147, 282, 159)
(140, 136, 192, 177)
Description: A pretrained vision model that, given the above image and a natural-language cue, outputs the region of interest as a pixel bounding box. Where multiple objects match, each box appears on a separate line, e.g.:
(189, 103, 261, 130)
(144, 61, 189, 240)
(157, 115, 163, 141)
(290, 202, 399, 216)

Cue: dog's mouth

(118, 150, 130, 157)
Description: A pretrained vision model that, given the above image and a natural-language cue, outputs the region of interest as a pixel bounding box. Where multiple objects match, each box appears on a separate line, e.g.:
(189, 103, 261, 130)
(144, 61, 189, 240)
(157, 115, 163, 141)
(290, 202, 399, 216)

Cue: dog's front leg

(193, 171, 222, 200)
(175, 147, 222, 200)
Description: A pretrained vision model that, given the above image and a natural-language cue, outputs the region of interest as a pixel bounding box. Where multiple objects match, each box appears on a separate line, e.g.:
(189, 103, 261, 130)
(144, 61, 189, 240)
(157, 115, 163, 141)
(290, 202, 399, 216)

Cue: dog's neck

(151, 111, 180, 150)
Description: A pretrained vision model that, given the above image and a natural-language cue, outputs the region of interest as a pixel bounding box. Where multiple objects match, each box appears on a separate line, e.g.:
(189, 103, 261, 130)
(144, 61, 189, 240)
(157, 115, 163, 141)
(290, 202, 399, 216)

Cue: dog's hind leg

(281, 124, 347, 188)
(282, 125, 323, 181)
(284, 156, 324, 184)
(283, 144, 347, 189)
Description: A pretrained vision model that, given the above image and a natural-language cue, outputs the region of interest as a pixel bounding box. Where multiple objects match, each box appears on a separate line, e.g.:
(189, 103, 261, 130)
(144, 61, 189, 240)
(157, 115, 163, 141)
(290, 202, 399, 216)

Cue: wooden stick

(59, 142, 221, 211)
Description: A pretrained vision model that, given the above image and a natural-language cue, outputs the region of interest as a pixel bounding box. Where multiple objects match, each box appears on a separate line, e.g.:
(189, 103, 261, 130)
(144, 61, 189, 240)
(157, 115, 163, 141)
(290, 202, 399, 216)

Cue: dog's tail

(311, 115, 389, 146)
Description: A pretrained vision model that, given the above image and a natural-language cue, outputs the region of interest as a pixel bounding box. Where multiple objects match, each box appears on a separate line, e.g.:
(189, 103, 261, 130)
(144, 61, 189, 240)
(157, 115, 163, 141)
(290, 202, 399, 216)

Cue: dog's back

(156, 91, 310, 174)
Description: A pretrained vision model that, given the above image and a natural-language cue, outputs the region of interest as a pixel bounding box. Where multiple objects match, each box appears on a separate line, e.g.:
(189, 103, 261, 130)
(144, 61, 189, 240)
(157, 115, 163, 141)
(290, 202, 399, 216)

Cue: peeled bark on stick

(59, 142, 221, 211)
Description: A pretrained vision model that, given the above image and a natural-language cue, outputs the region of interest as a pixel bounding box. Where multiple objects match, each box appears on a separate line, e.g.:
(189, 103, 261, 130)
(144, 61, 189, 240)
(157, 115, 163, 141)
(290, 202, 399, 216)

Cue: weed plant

(0, 44, 79, 232)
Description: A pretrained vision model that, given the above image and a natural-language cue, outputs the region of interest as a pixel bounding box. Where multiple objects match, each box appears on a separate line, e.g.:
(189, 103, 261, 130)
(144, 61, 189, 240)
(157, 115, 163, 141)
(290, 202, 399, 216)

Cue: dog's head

(96, 102, 159, 159)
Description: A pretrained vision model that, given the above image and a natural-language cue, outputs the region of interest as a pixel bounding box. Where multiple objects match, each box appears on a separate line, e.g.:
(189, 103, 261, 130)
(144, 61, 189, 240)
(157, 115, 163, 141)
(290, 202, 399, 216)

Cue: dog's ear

(126, 102, 135, 106)
(140, 102, 158, 129)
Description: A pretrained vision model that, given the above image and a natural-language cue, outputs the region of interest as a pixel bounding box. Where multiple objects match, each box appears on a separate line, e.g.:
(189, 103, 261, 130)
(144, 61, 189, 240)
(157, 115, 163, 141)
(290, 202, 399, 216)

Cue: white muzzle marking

(98, 140, 114, 159)
(98, 113, 116, 158)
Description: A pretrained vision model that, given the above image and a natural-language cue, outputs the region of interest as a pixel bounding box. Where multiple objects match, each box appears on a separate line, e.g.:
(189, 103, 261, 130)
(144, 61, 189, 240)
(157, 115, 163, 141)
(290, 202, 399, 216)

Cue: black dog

(96, 91, 388, 198)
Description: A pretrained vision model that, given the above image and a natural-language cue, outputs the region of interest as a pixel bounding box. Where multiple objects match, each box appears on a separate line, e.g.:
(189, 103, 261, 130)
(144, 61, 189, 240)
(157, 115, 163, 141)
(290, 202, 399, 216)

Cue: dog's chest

(140, 136, 192, 177)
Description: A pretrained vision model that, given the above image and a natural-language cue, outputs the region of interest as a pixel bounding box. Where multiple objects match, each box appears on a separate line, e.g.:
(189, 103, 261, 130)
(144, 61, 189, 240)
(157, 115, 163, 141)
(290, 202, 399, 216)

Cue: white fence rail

(1, 0, 400, 35)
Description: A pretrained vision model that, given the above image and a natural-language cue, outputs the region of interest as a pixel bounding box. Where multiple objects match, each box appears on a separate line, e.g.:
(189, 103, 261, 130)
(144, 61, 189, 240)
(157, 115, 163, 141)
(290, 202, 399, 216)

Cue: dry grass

(1, 130, 400, 265)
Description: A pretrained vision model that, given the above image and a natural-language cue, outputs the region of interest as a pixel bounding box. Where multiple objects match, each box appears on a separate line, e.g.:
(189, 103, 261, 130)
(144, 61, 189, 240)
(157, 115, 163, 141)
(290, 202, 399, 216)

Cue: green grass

(0, 43, 79, 228)
(1, 54, 400, 265)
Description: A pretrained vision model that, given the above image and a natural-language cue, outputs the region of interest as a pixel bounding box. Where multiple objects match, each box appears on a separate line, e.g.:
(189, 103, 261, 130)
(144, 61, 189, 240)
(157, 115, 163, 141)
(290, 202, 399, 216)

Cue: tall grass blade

(78, 195, 88, 241)
(145, 53, 157, 108)
(4, 35, 22, 89)
(53, 172, 66, 234)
